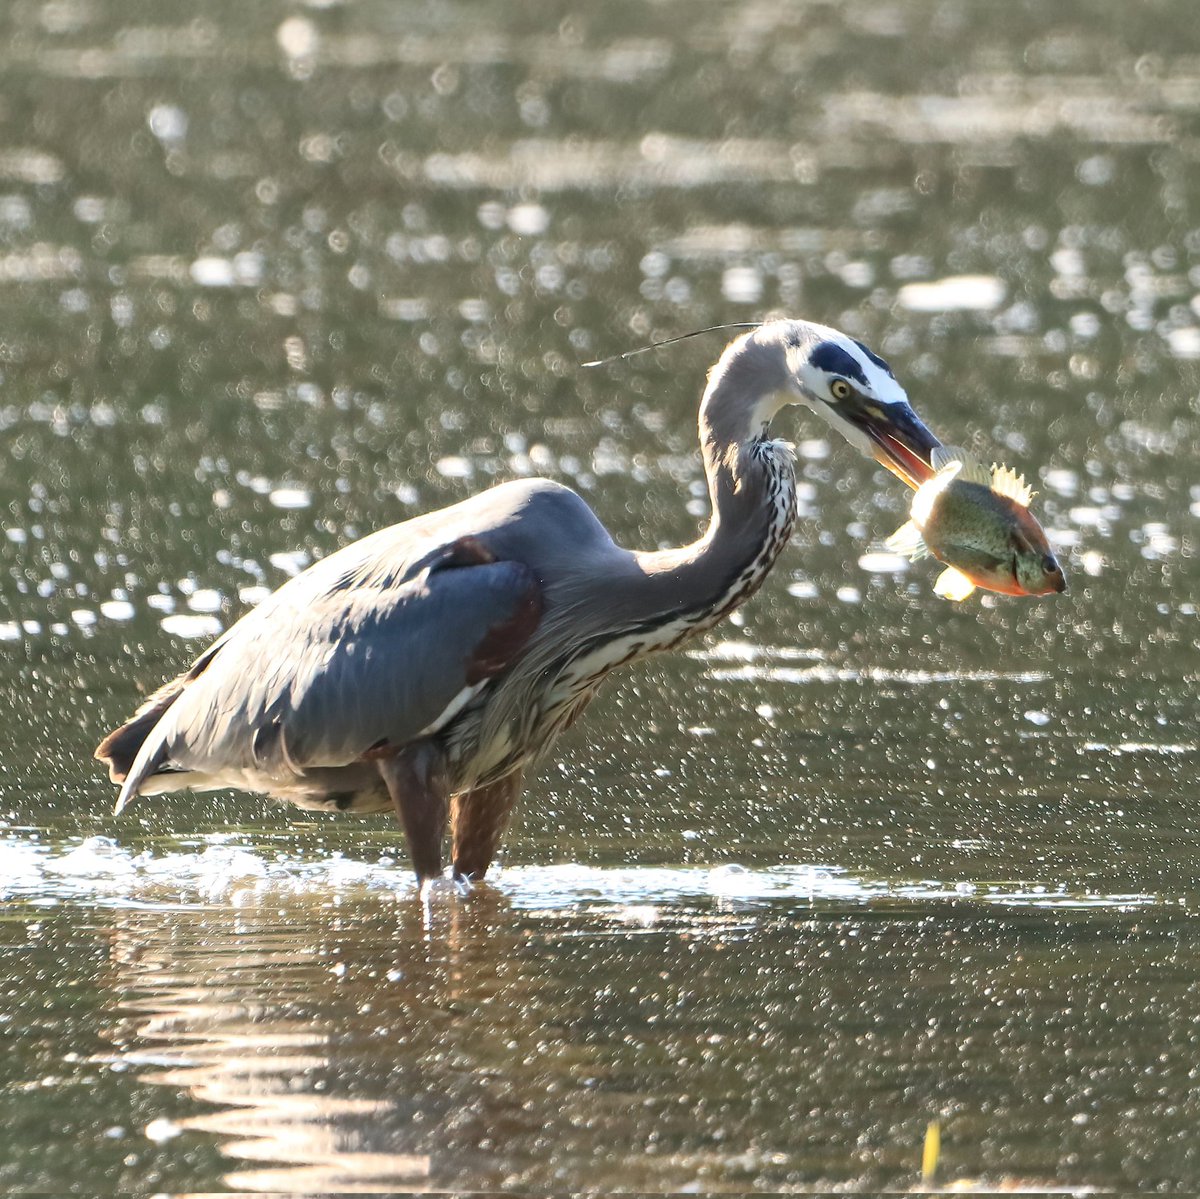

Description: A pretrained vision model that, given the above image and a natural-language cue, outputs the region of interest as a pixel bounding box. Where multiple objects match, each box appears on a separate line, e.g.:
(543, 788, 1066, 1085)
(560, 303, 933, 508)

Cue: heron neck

(632, 369, 798, 634)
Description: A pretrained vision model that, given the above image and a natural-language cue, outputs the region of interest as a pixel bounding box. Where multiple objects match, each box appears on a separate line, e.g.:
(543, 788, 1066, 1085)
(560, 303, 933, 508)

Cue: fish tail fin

(931, 445, 990, 485)
(884, 520, 929, 561)
(933, 566, 977, 602)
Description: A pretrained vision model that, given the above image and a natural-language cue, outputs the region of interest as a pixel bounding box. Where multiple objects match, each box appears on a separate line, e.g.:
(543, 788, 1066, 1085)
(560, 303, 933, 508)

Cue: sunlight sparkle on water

(897, 274, 1007, 312)
(0, 836, 1161, 914)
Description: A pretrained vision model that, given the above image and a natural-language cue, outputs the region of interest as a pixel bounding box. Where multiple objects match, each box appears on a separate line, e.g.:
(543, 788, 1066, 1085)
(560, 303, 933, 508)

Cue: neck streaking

(538, 433, 797, 735)
(637, 431, 798, 643)
(506, 333, 800, 775)
(633, 326, 798, 640)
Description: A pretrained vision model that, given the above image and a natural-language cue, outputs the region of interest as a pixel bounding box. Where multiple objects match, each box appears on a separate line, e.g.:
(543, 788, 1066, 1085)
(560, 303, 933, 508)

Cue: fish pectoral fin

(933, 566, 977, 602)
(884, 520, 929, 560)
(930, 446, 990, 486)
(990, 463, 1035, 507)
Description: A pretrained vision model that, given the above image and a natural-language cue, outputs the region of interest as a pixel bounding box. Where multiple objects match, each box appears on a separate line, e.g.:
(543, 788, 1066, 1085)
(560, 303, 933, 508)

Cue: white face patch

(861, 363, 910, 406)
(790, 325, 910, 408)
(804, 397, 874, 454)
(775, 324, 915, 459)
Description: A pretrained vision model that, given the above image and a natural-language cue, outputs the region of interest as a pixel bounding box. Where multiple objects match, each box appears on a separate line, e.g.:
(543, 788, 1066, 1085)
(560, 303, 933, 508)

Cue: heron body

(97, 319, 941, 884)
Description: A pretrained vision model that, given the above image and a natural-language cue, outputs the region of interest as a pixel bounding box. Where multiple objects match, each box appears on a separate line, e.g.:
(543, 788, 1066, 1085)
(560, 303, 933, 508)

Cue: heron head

(774, 320, 942, 489)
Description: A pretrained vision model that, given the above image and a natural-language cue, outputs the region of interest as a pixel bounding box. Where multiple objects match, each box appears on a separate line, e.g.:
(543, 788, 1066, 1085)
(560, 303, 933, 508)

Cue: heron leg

(450, 769, 524, 882)
(377, 743, 449, 882)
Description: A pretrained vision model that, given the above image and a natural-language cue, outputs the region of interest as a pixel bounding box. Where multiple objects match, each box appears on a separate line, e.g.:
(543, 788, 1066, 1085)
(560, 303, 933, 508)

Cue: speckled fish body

(886, 447, 1067, 602)
(922, 481, 1041, 590)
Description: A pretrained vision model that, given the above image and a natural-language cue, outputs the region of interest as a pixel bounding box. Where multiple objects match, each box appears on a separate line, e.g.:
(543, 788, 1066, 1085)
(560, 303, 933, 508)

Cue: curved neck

(633, 341, 797, 629)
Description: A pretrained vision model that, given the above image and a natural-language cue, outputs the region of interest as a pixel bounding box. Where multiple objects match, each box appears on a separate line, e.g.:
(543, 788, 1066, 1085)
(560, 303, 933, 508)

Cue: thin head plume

(582, 323, 761, 369)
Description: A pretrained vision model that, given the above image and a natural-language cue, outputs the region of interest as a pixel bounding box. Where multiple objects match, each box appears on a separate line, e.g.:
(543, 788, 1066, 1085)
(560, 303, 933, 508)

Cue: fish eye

(829, 378, 852, 401)
(1042, 554, 1059, 574)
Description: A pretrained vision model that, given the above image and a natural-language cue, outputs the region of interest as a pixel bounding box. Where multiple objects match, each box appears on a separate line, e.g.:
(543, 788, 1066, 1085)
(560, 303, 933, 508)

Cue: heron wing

(114, 544, 542, 809)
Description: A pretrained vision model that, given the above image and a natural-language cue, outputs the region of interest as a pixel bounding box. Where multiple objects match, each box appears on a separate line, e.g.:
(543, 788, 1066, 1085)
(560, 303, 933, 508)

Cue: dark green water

(1, 0, 1198, 1190)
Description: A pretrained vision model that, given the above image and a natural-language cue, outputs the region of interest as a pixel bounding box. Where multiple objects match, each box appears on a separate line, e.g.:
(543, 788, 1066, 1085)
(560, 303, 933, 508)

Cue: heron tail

(96, 675, 187, 812)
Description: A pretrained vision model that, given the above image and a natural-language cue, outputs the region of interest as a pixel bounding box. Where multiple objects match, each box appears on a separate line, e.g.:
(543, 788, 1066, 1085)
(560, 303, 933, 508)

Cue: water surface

(0, 0, 1198, 1190)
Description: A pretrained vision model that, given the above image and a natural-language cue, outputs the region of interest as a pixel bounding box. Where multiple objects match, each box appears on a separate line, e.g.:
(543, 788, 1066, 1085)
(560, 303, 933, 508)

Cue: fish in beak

(886, 447, 1068, 601)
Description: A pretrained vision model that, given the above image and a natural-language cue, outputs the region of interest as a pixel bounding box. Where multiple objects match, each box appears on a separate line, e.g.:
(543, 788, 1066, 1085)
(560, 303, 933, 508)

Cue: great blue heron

(96, 319, 942, 886)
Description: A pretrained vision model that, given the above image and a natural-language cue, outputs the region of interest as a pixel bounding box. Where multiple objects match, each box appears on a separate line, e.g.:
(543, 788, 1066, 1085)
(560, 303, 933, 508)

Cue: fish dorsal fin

(884, 519, 929, 561)
(930, 446, 990, 486)
(933, 566, 977, 602)
(990, 463, 1035, 507)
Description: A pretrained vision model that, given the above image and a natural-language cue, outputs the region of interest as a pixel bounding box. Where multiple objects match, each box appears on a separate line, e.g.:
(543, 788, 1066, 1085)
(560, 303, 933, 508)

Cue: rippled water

(1, 0, 1199, 1191)
(1, 835, 1181, 1191)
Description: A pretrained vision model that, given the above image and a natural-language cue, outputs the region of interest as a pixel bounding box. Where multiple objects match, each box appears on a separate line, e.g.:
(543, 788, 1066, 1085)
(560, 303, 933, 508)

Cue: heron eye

(1042, 554, 1058, 574)
(829, 378, 852, 401)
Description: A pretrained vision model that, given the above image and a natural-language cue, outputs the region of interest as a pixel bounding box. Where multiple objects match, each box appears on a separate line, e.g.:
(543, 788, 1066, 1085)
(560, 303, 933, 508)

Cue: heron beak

(848, 398, 942, 490)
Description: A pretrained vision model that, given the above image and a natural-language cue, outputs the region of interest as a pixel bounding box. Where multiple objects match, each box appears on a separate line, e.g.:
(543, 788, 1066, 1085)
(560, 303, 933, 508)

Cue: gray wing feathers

(116, 554, 541, 810)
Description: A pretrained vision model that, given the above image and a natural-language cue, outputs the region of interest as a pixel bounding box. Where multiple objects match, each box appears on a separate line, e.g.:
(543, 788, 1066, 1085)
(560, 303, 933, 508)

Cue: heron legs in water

(378, 744, 448, 882)
(451, 769, 524, 882)
(378, 748, 522, 885)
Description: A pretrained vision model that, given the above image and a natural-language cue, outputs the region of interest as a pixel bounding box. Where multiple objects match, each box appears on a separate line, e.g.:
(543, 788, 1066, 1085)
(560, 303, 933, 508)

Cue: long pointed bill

(849, 399, 942, 490)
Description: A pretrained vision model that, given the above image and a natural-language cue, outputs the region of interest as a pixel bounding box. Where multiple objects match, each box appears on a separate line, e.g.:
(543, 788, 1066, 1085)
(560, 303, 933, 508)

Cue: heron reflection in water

(105, 885, 522, 1190)
(97, 319, 942, 889)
